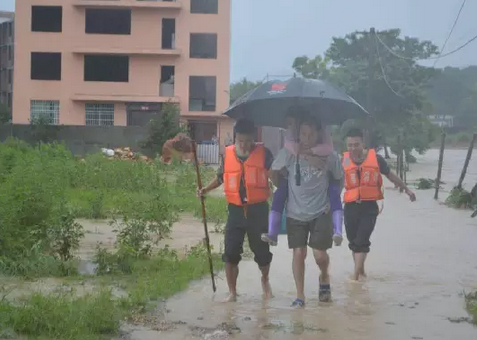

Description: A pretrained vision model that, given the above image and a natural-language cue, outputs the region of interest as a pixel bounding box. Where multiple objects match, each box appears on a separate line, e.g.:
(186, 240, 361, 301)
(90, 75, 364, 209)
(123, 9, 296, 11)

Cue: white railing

(197, 143, 219, 164)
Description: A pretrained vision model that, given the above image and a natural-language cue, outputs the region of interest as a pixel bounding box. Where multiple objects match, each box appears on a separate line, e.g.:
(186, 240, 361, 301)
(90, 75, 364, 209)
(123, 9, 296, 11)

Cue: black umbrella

(224, 77, 368, 186)
(223, 77, 368, 127)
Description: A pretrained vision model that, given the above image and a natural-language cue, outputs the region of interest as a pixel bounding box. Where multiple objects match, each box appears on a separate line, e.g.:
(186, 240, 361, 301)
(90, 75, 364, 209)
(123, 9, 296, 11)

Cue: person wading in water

(198, 118, 274, 302)
(343, 128, 416, 281)
(270, 115, 344, 307)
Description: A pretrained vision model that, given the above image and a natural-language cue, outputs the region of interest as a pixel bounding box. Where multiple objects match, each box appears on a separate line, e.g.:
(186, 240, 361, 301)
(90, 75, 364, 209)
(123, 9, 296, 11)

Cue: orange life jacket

(343, 149, 384, 203)
(223, 144, 270, 206)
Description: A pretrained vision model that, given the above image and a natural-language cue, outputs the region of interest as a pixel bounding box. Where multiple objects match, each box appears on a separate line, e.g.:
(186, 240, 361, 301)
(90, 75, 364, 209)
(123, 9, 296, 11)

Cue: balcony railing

(72, 47, 181, 56)
(73, 0, 182, 9)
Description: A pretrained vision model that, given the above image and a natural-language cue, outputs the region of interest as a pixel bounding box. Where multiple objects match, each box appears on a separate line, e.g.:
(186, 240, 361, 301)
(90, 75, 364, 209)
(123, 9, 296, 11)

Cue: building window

(8, 45, 12, 61)
(85, 9, 131, 35)
(31, 6, 63, 33)
(7, 93, 12, 109)
(191, 0, 218, 14)
(190, 33, 217, 59)
(8, 69, 12, 85)
(162, 19, 176, 49)
(85, 103, 114, 126)
(84, 55, 129, 82)
(160, 66, 175, 96)
(30, 100, 59, 125)
(189, 76, 216, 112)
(31, 52, 62, 81)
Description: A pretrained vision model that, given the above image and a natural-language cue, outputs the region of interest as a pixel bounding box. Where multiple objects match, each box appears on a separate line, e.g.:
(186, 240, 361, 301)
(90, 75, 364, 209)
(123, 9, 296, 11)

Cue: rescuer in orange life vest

(198, 118, 274, 302)
(343, 128, 416, 281)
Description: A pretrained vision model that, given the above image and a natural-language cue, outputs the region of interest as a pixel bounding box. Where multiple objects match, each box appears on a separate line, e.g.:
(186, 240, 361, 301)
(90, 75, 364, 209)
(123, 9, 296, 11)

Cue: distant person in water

(199, 118, 274, 302)
(270, 114, 344, 307)
(342, 128, 416, 281)
(262, 109, 343, 248)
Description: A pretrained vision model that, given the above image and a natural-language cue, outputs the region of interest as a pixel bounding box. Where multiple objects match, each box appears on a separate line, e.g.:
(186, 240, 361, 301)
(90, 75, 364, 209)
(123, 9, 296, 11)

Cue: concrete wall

(0, 124, 150, 156)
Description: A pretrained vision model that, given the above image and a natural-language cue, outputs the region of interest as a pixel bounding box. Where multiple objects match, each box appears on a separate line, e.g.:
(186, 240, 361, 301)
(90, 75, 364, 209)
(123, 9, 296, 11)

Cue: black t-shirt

(354, 154, 390, 176)
(217, 145, 274, 204)
(345, 153, 390, 211)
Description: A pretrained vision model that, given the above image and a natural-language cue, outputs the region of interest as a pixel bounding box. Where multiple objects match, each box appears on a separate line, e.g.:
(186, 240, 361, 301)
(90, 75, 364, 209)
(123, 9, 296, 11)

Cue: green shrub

(48, 205, 85, 262)
(0, 149, 69, 258)
(445, 187, 476, 209)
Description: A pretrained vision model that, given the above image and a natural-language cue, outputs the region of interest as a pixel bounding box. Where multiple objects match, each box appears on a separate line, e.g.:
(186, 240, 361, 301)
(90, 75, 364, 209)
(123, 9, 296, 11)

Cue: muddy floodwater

(120, 149, 477, 340)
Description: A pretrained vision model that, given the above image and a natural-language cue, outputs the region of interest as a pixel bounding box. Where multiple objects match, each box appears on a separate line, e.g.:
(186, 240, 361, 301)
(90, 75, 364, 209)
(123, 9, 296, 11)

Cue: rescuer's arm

(197, 156, 223, 197)
(378, 155, 416, 202)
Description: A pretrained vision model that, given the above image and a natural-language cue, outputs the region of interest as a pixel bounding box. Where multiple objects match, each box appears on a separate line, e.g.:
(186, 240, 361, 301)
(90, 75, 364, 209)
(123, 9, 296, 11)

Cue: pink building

(0, 11, 14, 115)
(12, 0, 233, 145)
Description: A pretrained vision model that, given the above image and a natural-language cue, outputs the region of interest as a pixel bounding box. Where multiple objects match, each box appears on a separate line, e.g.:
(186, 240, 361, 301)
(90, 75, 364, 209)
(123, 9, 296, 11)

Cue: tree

(30, 116, 60, 143)
(292, 55, 330, 79)
(229, 78, 262, 104)
(426, 66, 477, 128)
(0, 103, 10, 124)
(139, 102, 186, 156)
(293, 29, 441, 156)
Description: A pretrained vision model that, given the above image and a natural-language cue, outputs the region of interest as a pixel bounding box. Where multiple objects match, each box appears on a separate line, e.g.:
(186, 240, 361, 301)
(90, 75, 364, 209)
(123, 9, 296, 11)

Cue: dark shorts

(222, 202, 273, 267)
(344, 202, 379, 253)
(286, 212, 333, 250)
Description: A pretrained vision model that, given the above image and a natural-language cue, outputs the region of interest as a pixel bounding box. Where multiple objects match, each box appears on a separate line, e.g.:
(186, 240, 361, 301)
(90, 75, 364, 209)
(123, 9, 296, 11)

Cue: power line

(375, 30, 477, 62)
(374, 34, 405, 98)
(433, 0, 467, 67)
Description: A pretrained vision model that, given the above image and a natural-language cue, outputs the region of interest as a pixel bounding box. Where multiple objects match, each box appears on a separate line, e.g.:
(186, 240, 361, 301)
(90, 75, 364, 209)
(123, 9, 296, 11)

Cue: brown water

(123, 149, 477, 340)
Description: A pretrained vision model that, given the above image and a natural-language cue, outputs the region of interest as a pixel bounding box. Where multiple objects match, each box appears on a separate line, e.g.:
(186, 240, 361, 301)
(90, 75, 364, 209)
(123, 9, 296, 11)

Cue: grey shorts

(286, 212, 333, 250)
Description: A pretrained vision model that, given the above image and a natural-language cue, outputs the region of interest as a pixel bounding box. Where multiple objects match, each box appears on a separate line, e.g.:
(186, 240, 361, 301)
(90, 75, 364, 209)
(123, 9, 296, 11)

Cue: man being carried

(270, 115, 344, 307)
(343, 128, 416, 282)
(199, 118, 274, 302)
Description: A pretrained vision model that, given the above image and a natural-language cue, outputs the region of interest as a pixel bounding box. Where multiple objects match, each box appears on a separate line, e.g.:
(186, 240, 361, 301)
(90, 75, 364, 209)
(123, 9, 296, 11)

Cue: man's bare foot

(222, 293, 237, 303)
(262, 278, 273, 299)
(351, 272, 367, 282)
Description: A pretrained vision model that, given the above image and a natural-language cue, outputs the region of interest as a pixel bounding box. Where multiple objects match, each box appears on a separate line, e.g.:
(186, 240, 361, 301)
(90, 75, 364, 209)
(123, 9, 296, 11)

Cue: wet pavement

(122, 149, 477, 340)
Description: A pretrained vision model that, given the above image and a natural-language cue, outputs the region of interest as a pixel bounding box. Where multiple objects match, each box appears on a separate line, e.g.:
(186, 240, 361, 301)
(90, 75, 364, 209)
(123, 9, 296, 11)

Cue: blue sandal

(291, 298, 305, 308)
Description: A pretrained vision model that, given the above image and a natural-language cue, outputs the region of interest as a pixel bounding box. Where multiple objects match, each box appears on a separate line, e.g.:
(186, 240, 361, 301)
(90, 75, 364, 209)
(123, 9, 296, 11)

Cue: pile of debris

(160, 133, 196, 164)
(101, 147, 152, 163)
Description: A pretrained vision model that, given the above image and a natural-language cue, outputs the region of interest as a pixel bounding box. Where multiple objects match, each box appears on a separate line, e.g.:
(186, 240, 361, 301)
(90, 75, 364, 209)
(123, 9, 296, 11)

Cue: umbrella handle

(295, 159, 301, 186)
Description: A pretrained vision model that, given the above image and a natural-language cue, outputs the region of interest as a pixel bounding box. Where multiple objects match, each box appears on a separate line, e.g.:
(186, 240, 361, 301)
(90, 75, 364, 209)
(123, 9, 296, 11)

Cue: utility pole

(366, 27, 376, 148)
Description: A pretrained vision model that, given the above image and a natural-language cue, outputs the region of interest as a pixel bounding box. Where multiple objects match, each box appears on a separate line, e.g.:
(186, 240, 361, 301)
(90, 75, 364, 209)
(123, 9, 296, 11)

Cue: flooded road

(124, 149, 477, 340)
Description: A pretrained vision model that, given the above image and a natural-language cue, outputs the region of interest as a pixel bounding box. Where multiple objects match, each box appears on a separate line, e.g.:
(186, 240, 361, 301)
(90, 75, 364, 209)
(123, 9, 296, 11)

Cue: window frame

(85, 103, 115, 126)
(30, 100, 60, 125)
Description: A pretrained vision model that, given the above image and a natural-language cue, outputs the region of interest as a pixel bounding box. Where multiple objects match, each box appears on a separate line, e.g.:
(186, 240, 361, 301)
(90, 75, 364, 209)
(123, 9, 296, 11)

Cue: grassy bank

(0, 248, 224, 340)
(0, 138, 227, 339)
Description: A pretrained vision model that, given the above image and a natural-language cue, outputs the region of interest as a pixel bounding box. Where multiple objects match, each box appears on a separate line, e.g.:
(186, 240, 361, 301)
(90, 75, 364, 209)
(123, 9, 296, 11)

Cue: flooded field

(121, 148, 477, 340)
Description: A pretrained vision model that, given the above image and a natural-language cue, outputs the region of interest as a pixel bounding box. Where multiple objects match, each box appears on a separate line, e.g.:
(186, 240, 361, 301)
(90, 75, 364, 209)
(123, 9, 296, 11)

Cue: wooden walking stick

(191, 141, 217, 293)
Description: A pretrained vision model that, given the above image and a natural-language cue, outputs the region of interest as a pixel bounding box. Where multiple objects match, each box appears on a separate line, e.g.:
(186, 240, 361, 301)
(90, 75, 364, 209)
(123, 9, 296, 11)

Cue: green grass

(0, 254, 79, 279)
(66, 187, 228, 233)
(0, 290, 122, 340)
(0, 139, 228, 339)
(0, 249, 224, 340)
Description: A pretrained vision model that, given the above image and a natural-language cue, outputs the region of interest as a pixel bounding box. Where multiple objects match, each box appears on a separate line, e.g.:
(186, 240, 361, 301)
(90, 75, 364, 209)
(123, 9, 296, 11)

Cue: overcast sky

(2, 0, 476, 82)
